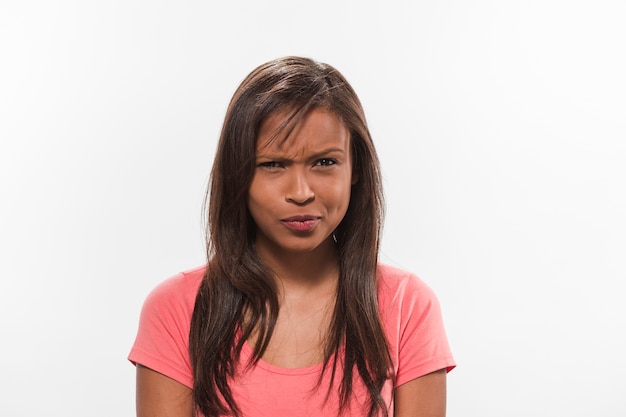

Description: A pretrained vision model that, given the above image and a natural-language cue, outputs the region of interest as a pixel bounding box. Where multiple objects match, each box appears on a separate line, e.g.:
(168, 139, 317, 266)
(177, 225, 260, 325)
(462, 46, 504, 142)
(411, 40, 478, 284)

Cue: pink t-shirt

(129, 263, 455, 416)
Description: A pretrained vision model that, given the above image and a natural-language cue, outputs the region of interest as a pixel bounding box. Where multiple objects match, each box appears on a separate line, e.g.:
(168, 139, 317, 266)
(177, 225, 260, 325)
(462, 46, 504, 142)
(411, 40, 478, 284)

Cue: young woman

(129, 56, 455, 417)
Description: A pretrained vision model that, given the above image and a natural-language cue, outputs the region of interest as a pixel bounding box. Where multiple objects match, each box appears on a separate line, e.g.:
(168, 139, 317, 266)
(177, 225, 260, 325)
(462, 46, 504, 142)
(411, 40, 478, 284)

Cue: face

(247, 108, 353, 259)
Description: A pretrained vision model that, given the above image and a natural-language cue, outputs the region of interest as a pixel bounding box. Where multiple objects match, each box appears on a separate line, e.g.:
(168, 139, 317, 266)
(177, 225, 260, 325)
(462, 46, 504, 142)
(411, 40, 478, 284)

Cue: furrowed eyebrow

(255, 155, 290, 162)
(308, 147, 345, 159)
(256, 147, 346, 161)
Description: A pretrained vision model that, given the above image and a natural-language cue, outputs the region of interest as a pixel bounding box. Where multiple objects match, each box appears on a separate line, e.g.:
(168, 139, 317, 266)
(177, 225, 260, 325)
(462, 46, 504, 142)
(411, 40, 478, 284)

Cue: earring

(332, 232, 338, 243)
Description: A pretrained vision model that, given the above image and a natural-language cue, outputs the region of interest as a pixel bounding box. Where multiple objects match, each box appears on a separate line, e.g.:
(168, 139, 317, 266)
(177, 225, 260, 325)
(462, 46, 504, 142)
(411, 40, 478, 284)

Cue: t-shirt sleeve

(128, 273, 197, 389)
(392, 273, 456, 387)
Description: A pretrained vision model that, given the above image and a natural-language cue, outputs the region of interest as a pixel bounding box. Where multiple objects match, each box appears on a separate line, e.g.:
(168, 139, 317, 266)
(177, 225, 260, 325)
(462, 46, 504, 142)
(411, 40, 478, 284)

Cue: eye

(315, 158, 337, 167)
(258, 161, 283, 170)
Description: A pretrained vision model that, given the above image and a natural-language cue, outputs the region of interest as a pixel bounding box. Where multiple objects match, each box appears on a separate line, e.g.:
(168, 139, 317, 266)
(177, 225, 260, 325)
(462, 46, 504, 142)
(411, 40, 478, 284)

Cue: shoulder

(376, 262, 443, 329)
(376, 263, 437, 310)
(376, 263, 456, 384)
(129, 265, 207, 389)
(143, 264, 206, 310)
(135, 264, 206, 345)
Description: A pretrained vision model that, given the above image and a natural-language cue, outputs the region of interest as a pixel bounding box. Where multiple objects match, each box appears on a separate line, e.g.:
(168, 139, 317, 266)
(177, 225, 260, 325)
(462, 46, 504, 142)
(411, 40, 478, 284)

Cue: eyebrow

(256, 147, 346, 160)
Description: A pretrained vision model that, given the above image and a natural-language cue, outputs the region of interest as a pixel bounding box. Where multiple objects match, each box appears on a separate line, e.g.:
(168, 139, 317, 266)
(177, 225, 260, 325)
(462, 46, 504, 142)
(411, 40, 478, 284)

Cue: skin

(394, 369, 447, 417)
(135, 108, 447, 416)
(247, 108, 353, 368)
(248, 108, 353, 266)
(136, 364, 193, 417)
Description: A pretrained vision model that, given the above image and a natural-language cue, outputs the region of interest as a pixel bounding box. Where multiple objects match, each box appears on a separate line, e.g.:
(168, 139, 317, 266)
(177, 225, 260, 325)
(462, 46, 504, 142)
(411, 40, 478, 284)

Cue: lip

(280, 215, 321, 232)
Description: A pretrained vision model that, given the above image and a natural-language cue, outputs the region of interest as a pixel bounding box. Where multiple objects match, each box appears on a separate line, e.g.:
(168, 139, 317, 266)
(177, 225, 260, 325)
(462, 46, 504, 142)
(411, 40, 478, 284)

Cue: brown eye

(259, 161, 282, 169)
(315, 158, 337, 167)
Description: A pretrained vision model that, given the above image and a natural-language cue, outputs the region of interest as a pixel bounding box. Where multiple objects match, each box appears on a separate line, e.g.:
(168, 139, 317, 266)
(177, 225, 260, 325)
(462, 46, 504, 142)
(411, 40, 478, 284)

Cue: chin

(281, 242, 325, 254)
(278, 237, 333, 254)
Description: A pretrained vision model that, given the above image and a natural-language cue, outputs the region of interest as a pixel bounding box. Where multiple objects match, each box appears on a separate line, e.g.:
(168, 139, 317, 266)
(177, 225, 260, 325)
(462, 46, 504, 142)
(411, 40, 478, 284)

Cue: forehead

(256, 108, 350, 154)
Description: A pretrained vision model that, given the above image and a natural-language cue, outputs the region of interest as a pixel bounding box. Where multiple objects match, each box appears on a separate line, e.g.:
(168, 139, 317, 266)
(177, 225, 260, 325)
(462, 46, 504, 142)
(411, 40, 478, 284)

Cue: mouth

(280, 215, 321, 232)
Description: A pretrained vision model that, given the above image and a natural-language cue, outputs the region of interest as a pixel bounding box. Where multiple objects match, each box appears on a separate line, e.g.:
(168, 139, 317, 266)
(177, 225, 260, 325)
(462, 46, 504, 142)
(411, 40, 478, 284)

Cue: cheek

(247, 192, 265, 217)
(321, 179, 352, 213)
(246, 183, 263, 220)
(247, 179, 278, 220)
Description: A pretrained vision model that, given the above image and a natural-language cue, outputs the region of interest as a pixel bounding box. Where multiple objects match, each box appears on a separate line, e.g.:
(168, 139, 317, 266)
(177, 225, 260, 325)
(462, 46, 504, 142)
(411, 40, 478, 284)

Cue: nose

(285, 169, 314, 204)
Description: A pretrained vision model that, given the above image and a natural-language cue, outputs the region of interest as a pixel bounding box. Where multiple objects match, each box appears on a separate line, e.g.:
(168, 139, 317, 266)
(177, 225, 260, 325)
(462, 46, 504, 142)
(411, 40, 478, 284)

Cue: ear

(351, 173, 359, 185)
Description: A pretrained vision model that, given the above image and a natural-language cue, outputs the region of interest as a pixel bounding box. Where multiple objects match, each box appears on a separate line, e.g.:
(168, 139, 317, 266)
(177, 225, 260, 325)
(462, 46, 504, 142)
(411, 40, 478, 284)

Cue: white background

(1, 1, 624, 416)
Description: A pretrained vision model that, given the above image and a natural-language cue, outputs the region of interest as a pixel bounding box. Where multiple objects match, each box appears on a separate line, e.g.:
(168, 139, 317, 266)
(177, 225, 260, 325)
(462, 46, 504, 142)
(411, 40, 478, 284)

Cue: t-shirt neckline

(241, 339, 336, 376)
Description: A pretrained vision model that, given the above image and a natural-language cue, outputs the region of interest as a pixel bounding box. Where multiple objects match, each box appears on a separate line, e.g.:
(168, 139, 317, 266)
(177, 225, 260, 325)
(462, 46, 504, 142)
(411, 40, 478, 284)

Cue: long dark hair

(189, 56, 392, 417)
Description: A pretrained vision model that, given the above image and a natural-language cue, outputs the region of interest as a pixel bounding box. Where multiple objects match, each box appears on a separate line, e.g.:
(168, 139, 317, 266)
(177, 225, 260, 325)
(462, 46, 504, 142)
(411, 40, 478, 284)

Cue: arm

(394, 368, 447, 417)
(136, 364, 194, 417)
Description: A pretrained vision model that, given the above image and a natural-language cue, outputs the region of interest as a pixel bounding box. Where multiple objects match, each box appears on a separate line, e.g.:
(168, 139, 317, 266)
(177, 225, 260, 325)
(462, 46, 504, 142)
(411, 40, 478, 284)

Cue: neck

(255, 237, 339, 297)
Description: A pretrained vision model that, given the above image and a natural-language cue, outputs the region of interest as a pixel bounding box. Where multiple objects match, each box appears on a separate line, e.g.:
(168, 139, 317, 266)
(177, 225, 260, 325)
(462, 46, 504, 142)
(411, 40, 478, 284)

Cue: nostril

(285, 194, 315, 205)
